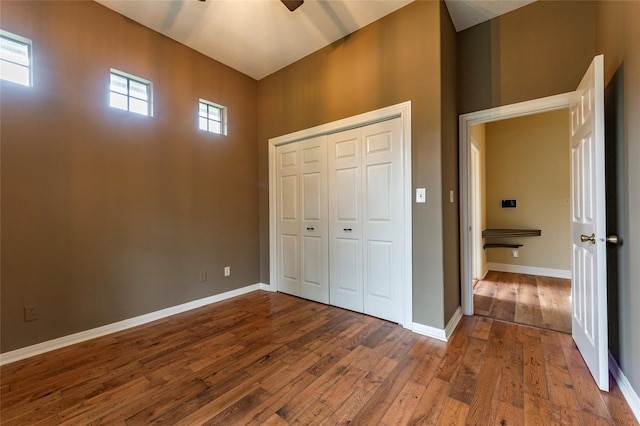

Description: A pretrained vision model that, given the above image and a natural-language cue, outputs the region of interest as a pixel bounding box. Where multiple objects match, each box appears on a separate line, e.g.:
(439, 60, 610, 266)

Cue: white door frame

(459, 93, 575, 315)
(470, 141, 483, 281)
(269, 101, 413, 328)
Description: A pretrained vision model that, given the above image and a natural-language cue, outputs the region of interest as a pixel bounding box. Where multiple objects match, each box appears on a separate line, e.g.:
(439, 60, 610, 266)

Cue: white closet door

(299, 136, 329, 304)
(276, 143, 300, 297)
(328, 118, 404, 322)
(328, 128, 364, 313)
(361, 118, 403, 323)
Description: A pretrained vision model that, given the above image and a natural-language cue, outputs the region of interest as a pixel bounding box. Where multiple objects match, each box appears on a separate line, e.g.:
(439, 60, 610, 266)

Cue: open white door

(570, 54, 609, 391)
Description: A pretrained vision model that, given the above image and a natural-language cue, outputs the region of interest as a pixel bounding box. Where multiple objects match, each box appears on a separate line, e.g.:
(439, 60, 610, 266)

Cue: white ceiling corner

(444, 0, 536, 32)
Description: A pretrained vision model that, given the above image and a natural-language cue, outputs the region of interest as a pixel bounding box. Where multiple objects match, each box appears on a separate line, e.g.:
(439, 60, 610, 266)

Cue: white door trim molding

(269, 101, 413, 328)
(459, 93, 575, 315)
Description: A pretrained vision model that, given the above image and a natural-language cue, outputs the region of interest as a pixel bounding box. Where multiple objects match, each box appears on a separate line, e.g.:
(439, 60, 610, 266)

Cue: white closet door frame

(268, 101, 413, 328)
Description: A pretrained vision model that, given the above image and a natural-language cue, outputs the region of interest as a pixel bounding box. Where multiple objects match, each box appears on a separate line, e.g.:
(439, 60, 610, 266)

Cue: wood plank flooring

(2, 291, 637, 425)
(474, 271, 572, 334)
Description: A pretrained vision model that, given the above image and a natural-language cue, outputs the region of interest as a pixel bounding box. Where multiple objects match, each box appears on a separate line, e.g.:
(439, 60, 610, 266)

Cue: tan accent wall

(1, 1, 259, 352)
(484, 110, 571, 271)
(258, 1, 450, 328)
(596, 0, 640, 398)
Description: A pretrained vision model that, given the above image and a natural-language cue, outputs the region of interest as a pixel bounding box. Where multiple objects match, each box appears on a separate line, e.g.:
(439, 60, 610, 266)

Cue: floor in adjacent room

(473, 270, 572, 334)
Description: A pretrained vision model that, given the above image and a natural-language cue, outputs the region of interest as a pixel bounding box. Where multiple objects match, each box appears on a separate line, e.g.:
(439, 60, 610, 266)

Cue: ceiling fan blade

(281, 0, 303, 12)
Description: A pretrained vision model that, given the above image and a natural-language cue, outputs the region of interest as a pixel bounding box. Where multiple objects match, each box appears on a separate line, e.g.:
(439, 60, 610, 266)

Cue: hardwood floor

(1, 291, 636, 425)
(474, 271, 572, 334)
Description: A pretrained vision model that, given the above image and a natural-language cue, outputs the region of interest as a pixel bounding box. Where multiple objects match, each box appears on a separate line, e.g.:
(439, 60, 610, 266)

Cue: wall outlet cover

(24, 305, 39, 322)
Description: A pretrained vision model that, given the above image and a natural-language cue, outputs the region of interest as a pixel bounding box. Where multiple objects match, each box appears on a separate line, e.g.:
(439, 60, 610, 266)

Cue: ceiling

(96, 0, 536, 81)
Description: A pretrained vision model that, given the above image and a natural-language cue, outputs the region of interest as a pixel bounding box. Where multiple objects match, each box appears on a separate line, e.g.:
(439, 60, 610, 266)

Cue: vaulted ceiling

(96, 0, 535, 80)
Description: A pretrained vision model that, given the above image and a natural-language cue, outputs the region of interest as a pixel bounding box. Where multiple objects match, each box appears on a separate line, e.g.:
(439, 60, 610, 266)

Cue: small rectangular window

(199, 99, 226, 135)
(0, 29, 32, 86)
(109, 69, 152, 116)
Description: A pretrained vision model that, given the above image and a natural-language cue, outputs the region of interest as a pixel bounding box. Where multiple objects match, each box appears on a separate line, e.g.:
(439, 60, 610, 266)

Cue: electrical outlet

(224, 266, 231, 277)
(24, 305, 39, 322)
(199, 271, 207, 282)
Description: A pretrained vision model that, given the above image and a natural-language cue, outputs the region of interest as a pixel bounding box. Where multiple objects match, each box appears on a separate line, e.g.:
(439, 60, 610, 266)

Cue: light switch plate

(416, 188, 426, 203)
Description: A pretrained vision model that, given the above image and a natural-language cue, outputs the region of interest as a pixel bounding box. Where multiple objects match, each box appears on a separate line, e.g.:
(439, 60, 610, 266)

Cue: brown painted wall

(258, 1, 449, 328)
(1, 1, 259, 352)
(440, 4, 460, 324)
(7, 4, 637, 398)
(596, 0, 640, 398)
(458, 0, 596, 114)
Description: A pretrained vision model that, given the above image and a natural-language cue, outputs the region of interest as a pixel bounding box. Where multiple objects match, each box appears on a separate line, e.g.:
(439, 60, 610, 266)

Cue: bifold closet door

(299, 137, 329, 304)
(361, 118, 403, 323)
(275, 137, 329, 303)
(328, 128, 364, 313)
(328, 118, 404, 323)
(276, 143, 300, 297)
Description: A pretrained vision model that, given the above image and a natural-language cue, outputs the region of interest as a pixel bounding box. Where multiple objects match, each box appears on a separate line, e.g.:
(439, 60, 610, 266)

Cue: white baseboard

(260, 282, 275, 292)
(487, 262, 571, 279)
(413, 307, 463, 342)
(609, 352, 640, 422)
(444, 307, 463, 338)
(0, 283, 269, 366)
(481, 266, 489, 280)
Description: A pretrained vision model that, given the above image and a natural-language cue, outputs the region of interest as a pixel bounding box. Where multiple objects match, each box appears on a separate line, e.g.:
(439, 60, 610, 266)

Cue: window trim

(109, 68, 153, 117)
(198, 99, 227, 135)
(0, 29, 33, 87)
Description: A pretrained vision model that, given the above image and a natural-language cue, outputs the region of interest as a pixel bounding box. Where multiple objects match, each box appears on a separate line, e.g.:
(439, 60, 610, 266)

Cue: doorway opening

(468, 109, 573, 333)
(459, 92, 577, 321)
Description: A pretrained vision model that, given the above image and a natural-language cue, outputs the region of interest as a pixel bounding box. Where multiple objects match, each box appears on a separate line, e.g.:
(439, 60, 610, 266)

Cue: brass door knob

(606, 235, 620, 245)
(580, 233, 596, 244)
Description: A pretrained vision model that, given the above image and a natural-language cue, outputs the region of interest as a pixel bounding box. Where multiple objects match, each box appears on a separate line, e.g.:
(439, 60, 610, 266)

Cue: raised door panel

(366, 240, 392, 299)
(280, 234, 299, 295)
(280, 175, 298, 222)
(366, 163, 391, 222)
(302, 236, 323, 286)
(302, 173, 321, 221)
(335, 168, 359, 222)
(335, 238, 361, 294)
